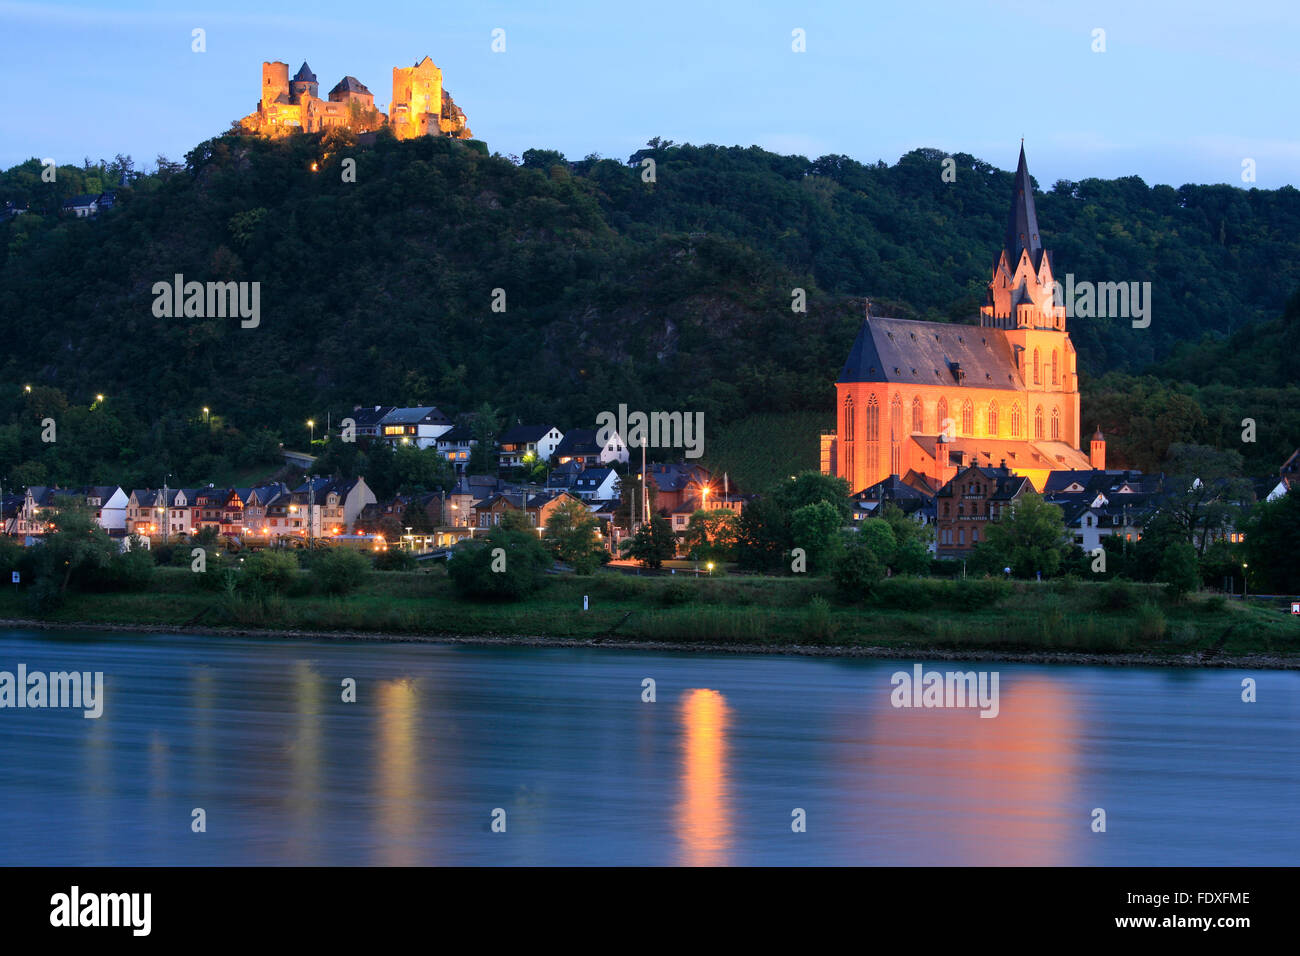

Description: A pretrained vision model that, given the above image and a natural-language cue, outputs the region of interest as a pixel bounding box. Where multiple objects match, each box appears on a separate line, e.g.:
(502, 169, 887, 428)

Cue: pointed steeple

(1003, 143, 1042, 268)
(293, 62, 317, 82)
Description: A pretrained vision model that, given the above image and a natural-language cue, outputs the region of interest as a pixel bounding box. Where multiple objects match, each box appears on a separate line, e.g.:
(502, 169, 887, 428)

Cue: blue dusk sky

(1, 0, 1296, 188)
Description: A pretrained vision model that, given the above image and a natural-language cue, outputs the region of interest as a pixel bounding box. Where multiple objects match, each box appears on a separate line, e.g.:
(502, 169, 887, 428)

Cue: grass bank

(1, 567, 1296, 665)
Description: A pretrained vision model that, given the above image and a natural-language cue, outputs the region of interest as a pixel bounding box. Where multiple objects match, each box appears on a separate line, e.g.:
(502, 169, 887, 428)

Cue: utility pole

(162, 476, 169, 545)
(641, 442, 648, 530)
(307, 479, 315, 543)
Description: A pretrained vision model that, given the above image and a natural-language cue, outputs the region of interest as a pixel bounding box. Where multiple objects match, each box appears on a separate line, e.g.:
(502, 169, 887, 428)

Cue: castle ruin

(239, 56, 472, 140)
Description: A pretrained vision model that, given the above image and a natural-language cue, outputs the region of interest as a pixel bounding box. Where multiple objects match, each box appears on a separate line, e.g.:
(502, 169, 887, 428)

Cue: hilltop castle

(239, 56, 472, 140)
(822, 145, 1101, 494)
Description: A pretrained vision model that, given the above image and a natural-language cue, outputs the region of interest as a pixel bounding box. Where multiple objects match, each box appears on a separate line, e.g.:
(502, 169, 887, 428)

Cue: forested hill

(0, 130, 1298, 487)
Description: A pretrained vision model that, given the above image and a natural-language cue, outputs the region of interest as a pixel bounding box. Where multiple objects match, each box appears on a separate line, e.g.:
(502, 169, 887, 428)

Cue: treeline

(3, 130, 1299, 486)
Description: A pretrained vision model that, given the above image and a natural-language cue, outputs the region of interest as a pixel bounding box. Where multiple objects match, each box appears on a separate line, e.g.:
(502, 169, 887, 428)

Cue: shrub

(1137, 602, 1167, 640)
(952, 578, 1010, 610)
(832, 545, 884, 600)
(660, 580, 694, 606)
(239, 549, 299, 595)
(872, 576, 939, 610)
(1200, 594, 1228, 613)
(374, 549, 418, 571)
(448, 529, 552, 600)
(1097, 579, 1139, 611)
(312, 548, 371, 596)
(802, 595, 834, 641)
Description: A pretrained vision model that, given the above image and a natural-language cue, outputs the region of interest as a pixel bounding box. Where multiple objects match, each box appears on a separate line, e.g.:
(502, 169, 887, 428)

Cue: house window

(972, 528, 979, 543)
(958, 529, 965, 546)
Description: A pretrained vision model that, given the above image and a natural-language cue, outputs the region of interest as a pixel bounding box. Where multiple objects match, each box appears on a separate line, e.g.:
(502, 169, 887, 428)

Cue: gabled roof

(554, 428, 604, 457)
(499, 424, 558, 444)
(381, 406, 451, 426)
(329, 75, 371, 96)
(838, 316, 1024, 389)
(437, 424, 475, 443)
(351, 405, 395, 427)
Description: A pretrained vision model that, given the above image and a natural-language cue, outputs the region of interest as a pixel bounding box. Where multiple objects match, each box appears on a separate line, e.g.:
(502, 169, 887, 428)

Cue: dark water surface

(1, 629, 1296, 865)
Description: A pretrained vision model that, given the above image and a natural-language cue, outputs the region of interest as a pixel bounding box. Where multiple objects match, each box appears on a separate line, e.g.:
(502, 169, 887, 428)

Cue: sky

(1, 0, 1297, 188)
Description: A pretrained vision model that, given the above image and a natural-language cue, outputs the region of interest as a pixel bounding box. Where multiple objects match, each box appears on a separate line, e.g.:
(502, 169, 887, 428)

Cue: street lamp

(307, 420, 315, 444)
(1243, 563, 1249, 600)
(203, 406, 210, 423)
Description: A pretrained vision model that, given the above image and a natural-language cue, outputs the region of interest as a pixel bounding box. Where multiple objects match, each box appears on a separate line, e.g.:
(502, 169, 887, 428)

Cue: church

(821, 145, 1103, 494)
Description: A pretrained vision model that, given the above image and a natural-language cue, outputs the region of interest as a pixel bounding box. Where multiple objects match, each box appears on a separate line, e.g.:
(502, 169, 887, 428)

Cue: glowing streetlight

(307, 419, 315, 444)
(23, 385, 31, 393)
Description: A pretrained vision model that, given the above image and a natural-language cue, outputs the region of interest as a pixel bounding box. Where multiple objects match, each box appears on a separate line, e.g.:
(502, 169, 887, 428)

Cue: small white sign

(1291, 601, 1299, 615)
(11, 571, 18, 584)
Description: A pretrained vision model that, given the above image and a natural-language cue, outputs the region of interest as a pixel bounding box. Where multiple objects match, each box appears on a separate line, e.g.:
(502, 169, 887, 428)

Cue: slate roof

(1003, 143, 1044, 270)
(351, 405, 395, 428)
(838, 316, 1024, 389)
(499, 425, 557, 445)
(293, 62, 317, 82)
(381, 406, 452, 427)
(330, 75, 371, 96)
(554, 428, 605, 458)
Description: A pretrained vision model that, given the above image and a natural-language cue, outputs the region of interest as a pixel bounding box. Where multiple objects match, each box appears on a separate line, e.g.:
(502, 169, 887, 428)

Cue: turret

(1090, 428, 1106, 470)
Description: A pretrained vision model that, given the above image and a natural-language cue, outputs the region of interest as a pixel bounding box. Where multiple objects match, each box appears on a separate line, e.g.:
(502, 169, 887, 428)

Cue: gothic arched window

(1051, 350, 1059, 386)
(1033, 348, 1041, 385)
(1010, 404, 1022, 437)
(1034, 405, 1044, 440)
(988, 401, 999, 436)
(1051, 407, 1061, 440)
(937, 398, 949, 436)
(865, 394, 879, 443)
(961, 400, 973, 436)
(911, 395, 923, 433)
(843, 395, 854, 442)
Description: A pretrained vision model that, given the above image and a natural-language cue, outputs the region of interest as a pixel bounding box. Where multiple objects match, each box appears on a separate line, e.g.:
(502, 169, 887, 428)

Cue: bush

(1137, 602, 1167, 640)
(374, 549, 418, 571)
(952, 578, 1010, 610)
(448, 529, 552, 600)
(239, 550, 299, 596)
(1097, 579, 1139, 611)
(803, 595, 834, 641)
(1200, 594, 1228, 613)
(872, 576, 938, 610)
(832, 544, 884, 599)
(312, 548, 371, 596)
(660, 580, 694, 606)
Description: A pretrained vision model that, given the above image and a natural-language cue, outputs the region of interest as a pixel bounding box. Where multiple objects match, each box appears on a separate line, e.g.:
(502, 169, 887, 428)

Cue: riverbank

(2, 616, 1297, 668)
(2, 566, 1296, 668)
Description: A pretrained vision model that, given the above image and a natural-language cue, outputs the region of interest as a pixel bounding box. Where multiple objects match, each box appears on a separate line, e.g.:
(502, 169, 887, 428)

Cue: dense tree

(620, 515, 676, 568)
(544, 498, 605, 573)
(1240, 491, 1300, 594)
(974, 493, 1070, 578)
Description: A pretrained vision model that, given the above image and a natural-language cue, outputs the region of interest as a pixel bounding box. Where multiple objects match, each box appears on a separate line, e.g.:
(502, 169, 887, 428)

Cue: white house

(379, 407, 454, 449)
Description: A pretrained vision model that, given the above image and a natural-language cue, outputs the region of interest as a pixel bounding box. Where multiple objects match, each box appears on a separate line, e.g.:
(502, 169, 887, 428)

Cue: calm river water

(0, 629, 1296, 865)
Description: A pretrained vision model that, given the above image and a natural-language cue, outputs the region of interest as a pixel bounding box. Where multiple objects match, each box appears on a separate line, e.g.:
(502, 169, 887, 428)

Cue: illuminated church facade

(821, 145, 1104, 494)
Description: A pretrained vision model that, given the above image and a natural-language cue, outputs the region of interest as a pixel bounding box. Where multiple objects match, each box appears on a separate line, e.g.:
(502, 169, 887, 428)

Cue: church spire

(1003, 143, 1042, 268)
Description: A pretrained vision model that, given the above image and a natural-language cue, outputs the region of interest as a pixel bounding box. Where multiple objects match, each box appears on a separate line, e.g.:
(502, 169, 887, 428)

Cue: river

(1, 629, 1296, 865)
